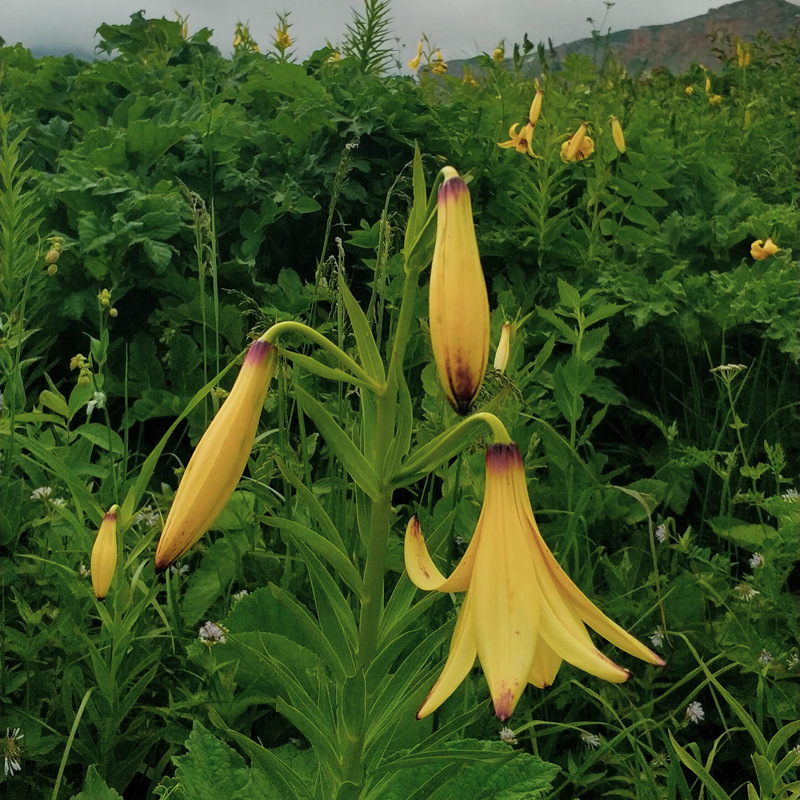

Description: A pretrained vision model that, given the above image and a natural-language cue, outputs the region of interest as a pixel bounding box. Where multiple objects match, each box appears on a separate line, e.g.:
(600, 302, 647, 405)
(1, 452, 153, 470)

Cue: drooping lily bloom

(494, 322, 512, 372)
(428, 167, 490, 415)
(92, 505, 119, 600)
(751, 238, 779, 260)
(498, 89, 544, 157)
(560, 122, 594, 162)
(408, 40, 422, 72)
(708, 94, 722, 105)
(610, 116, 626, 154)
(405, 443, 664, 721)
(154, 340, 277, 572)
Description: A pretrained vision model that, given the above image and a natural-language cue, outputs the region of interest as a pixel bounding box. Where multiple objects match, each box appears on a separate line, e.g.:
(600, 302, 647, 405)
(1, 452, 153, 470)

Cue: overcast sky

(4, 0, 800, 65)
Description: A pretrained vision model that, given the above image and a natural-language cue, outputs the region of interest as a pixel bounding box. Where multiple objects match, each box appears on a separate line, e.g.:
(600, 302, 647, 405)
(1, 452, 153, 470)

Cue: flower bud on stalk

(91, 505, 119, 600)
(154, 340, 277, 572)
(610, 116, 626, 153)
(429, 168, 490, 415)
(494, 323, 512, 372)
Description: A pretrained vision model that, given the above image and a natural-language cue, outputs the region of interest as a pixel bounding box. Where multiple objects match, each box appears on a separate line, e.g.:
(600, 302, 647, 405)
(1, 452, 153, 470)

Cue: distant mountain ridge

(456, 0, 800, 76)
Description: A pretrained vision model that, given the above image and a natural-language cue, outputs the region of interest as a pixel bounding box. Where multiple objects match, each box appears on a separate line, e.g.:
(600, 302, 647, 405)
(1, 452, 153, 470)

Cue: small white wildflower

(169, 564, 190, 576)
(198, 621, 227, 647)
(30, 486, 53, 500)
(710, 363, 747, 374)
(232, 589, 249, 602)
(454, 535, 466, 547)
(134, 505, 160, 527)
(580, 730, 601, 749)
(86, 391, 106, 420)
(787, 653, 799, 670)
(758, 649, 773, 664)
(50, 497, 67, 507)
(3, 728, 23, 777)
(499, 726, 518, 745)
(748, 552, 764, 569)
(650, 628, 666, 648)
(734, 582, 760, 601)
(655, 524, 667, 543)
(78, 563, 91, 578)
(685, 701, 705, 724)
(781, 489, 799, 502)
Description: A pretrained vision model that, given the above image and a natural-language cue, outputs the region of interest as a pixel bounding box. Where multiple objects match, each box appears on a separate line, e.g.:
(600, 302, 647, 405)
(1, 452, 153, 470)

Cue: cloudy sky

(4, 0, 798, 64)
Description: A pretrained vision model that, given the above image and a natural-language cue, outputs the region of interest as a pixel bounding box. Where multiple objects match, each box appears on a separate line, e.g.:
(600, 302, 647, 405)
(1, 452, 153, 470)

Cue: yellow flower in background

(751, 238, 779, 260)
(560, 122, 594, 162)
(462, 66, 478, 87)
(274, 23, 292, 50)
(736, 41, 751, 68)
(408, 40, 422, 71)
(704, 73, 712, 92)
(685, 85, 694, 96)
(154, 340, 278, 572)
(492, 44, 505, 63)
(428, 167, 490, 415)
(405, 443, 664, 721)
(610, 116, 626, 153)
(431, 50, 448, 75)
(498, 89, 543, 157)
(91, 505, 119, 600)
(708, 94, 722, 105)
(498, 122, 536, 156)
(494, 322, 512, 372)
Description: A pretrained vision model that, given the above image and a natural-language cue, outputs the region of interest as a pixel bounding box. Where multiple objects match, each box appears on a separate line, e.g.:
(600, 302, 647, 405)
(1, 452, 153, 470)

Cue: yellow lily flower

(708, 94, 722, 105)
(704, 74, 711, 93)
(610, 116, 626, 154)
(498, 90, 543, 157)
(154, 340, 277, 572)
(91, 505, 119, 600)
(428, 167, 490, 415)
(431, 50, 448, 75)
(750, 238, 779, 260)
(560, 122, 594, 163)
(685, 85, 694, 97)
(494, 322, 512, 372)
(274, 24, 292, 50)
(492, 45, 505, 63)
(408, 40, 422, 71)
(405, 443, 664, 721)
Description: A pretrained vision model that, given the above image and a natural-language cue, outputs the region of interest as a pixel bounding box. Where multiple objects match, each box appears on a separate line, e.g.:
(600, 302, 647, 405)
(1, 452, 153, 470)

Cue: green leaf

(338, 272, 385, 383)
(261, 516, 363, 598)
(708, 517, 774, 549)
(623, 204, 659, 229)
(292, 384, 381, 500)
(69, 764, 124, 799)
(557, 279, 582, 310)
(616, 225, 655, 246)
(632, 186, 668, 207)
(39, 389, 70, 418)
(667, 732, 732, 800)
(71, 423, 124, 454)
(280, 349, 375, 391)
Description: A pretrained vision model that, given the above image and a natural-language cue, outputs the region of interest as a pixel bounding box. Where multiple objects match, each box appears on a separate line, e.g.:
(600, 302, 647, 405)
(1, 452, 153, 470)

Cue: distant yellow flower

(736, 41, 751, 68)
(498, 89, 544, 157)
(405, 443, 664, 721)
(431, 50, 448, 75)
(685, 85, 694, 96)
(494, 323, 512, 372)
(462, 66, 478, 87)
(751, 238, 779, 260)
(154, 340, 277, 572)
(492, 45, 505, 63)
(610, 116, 626, 153)
(704, 74, 712, 92)
(408, 39, 422, 71)
(560, 122, 594, 162)
(274, 24, 292, 50)
(708, 94, 722, 105)
(91, 505, 119, 600)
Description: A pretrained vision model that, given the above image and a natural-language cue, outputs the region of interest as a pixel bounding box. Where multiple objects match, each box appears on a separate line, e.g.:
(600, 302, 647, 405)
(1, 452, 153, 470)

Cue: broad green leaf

(557, 279, 582, 310)
(668, 732, 732, 800)
(293, 384, 382, 500)
(71, 423, 124, 454)
(69, 764, 124, 799)
(623, 204, 659, 229)
(633, 186, 668, 207)
(708, 517, 774, 549)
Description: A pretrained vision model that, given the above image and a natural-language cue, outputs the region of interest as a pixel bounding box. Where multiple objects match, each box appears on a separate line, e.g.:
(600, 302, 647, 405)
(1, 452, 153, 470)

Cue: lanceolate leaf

(338, 271, 385, 383)
(293, 384, 382, 500)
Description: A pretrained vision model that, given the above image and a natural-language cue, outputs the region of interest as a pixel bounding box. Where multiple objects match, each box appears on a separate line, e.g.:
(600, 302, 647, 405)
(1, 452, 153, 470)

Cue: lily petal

(528, 637, 562, 689)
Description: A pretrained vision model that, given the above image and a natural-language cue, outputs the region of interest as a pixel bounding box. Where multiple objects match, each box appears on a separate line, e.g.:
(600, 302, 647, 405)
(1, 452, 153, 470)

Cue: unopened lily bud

(109, 307, 118, 318)
(47, 264, 58, 276)
(685, 85, 694, 96)
(528, 88, 544, 127)
(704, 74, 711, 93)
(154, 339, 278, 572)
(494, 323, 512, 372)
(428, 167, 490, 415)
(610, 116, 626, 153)
(91, 505, 119, 600)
